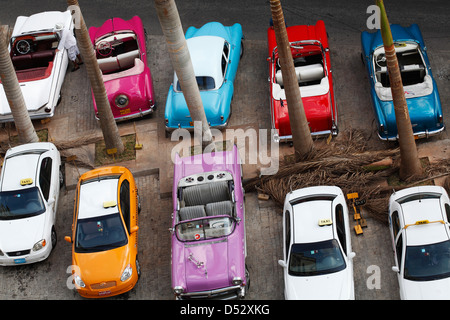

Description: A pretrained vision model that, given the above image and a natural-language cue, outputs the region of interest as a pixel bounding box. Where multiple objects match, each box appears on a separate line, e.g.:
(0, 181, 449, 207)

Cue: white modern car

(0, 11, 73, 122)
(388, 186, 450, 299)
(0, 142, 62, 266)
(278, 186, 355, 300)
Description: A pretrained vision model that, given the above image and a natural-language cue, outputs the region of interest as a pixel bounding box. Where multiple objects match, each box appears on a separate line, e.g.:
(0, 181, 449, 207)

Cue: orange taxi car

(65, 166, 140, 298)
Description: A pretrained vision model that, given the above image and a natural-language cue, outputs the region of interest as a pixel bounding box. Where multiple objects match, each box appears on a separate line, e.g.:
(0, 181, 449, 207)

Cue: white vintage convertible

(0, 11, 73, 122)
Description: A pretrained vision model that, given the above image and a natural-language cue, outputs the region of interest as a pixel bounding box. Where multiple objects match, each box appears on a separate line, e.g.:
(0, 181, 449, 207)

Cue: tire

(135, 257, 141, 279)
(51, 227, 57, 249)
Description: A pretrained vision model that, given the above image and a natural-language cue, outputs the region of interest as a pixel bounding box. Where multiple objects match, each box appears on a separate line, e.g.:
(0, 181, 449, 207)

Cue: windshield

(288, 239, 346, 276)
(75, 213, 128, 253)
(0, 187, 46, 220)
(404, 240, 450, 281)
(175, 216, 235, 242)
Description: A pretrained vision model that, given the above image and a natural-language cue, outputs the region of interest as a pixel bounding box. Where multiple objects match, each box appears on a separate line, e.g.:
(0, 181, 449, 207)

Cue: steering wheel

(375, 53, 387, 68)
(96, 41, 113, 57)
(211, 221, 226, 228)
(16, 40, 31, 55)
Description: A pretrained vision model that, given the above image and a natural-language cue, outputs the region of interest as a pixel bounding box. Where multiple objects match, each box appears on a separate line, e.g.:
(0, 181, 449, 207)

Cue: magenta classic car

(171, 145, 249, 299)
(88, 16, 155, 121)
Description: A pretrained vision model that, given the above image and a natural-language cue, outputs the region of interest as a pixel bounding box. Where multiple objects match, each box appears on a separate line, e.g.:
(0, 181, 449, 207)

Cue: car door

(119, 177, 138, 248)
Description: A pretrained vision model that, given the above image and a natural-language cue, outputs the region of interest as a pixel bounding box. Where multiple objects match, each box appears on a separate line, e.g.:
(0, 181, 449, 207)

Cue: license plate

(119, 108, 131, 115)
(99, 290, 111, 296)
(14, 258, 26, 264)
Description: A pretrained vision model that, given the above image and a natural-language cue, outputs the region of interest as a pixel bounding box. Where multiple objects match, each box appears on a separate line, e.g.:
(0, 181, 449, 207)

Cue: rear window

(176, 76, 215, 91)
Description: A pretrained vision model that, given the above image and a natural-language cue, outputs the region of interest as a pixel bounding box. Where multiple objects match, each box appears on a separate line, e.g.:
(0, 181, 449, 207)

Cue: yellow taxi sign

(319, 218, 333, 226)
(404, 220, 445, 229)
(20, 178, 33, 186)
(347, 192, 359, 200)
(103, 200, 117, 208)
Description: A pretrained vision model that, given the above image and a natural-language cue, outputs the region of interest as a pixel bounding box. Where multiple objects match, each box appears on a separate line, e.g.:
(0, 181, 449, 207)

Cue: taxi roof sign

(103, 200, 117, 208)
(319, 218, 333, 226)
(404, 220, 445, 229)
(20, 178, 33, 186)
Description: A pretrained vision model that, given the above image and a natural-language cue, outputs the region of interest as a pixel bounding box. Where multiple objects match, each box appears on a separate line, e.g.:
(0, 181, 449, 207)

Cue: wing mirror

(392, 266, 400, 273)
(130, 226, 139, 234)
(64, 236, 72, 243)
(278, 260, 287, 268)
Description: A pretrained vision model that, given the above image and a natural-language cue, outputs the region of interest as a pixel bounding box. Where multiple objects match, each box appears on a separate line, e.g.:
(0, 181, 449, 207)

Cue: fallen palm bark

(244, 130, 449, 225)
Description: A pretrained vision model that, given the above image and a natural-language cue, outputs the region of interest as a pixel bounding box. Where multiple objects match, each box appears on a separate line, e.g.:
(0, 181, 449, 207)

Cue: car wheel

(51, 227, 57, 249)
(136, 257, 141, 279)
(137, 193, 141, 214)
(240, 40, 244, 60)
(59, 166, 65, 188)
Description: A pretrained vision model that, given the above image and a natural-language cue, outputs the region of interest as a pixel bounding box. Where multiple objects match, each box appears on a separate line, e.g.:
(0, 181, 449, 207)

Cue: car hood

(0, 76, 53, 115)
(0, 214, 45, 253)
(402, 277, 450, 299)
(73, 245, 130, 284)
(183, 240, 230, 293)
(285, 269, 354, 300)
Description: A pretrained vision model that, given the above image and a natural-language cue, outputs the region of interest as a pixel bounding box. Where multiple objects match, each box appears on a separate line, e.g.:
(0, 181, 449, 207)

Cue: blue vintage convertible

(164, 22, 243, 131)
(361, 24, 444, 140)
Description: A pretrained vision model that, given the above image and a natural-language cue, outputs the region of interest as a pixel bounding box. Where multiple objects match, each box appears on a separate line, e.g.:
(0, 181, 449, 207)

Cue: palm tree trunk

(377, 0, 422, 180)
(153, 0, 212, 150)
(0, 25, 38, 144)
(67, 0, 124, 154)
(270, 0, 313, 161)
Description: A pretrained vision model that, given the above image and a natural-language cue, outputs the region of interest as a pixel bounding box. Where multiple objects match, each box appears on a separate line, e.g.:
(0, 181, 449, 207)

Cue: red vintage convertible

(267, 20, 338, 142)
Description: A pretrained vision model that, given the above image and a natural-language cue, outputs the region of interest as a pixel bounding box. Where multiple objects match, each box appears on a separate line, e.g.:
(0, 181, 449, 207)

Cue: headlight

(32, 239, 46, 251)
(74, 275, 85, 288)
(232, 277, 243, 285)
(173, 286, 184, 295)
(120, 264, 133, 282)
(115, 94, 129, 108)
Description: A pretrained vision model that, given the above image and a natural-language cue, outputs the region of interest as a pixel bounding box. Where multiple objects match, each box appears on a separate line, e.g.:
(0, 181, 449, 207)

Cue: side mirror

(64, 236, 72, 243)
(348, 252, 356, 259)
(47, 197, 56, 206)
(278, 260, 287, 268)
(130, 226, 139, 234)
(392, 266, 400, 273)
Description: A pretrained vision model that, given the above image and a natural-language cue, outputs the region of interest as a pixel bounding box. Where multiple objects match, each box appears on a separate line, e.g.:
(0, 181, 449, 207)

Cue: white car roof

(292, 199, 333, 243)
(287, 186, 343, 244)
(402, 199, 448, 245)
(1, 142, 55, 192)
(391, 186, 450, 246)
(12, 11, 72, 36)
(78, 178, 119, 220)
(174, 35, 225, 89)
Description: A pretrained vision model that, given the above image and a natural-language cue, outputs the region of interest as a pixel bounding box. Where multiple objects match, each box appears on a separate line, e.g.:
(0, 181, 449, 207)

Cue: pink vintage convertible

(171, 145, 249, 299)
(89, 16, 155, 121)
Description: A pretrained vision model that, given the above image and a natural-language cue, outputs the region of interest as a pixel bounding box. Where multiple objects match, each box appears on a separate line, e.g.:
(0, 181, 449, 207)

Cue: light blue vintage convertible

(164, 22, 243, 131)
(361, 24, 444, 140)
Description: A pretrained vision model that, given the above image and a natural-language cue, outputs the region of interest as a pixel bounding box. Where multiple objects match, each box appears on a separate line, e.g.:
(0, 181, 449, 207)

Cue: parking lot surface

(0, 0, 449, 300)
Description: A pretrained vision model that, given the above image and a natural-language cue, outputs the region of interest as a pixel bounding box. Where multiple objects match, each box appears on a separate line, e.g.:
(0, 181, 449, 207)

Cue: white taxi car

(278, 186, 355, 299)
(0, 142, 62, 266)
(388, 186, 450, 299)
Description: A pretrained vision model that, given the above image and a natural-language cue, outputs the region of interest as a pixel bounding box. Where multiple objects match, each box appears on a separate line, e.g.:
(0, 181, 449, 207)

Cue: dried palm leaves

(244, 130, 449, 224)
